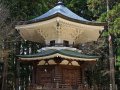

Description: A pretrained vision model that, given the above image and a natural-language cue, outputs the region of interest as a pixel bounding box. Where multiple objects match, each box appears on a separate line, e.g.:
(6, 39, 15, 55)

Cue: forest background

(0, 0, 120, 90)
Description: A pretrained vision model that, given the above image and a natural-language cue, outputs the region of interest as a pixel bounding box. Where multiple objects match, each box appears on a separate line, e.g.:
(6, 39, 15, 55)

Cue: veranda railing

(27, 84, 110, 90)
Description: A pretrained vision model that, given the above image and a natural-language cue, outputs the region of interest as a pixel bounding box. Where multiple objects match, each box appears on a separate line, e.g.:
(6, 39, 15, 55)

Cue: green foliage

(1, 0, 53, 20)
(1, 0, 95, 21)
(112, 18, 120, 36)
(97, 1, 120, 87)
(87, 0, 107, 19)
(98, 3, 120, 61)
(97, 13, 107, 22)
(87, 0, 120, 88)
(87, 0, 120, 19)
(116, 43, 120, 66)
(68, 0, 93, 20)
(98, 3, 120, 23)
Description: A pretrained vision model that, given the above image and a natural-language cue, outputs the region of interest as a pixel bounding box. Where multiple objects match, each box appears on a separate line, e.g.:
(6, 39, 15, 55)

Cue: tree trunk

(1, 56, 8, 90)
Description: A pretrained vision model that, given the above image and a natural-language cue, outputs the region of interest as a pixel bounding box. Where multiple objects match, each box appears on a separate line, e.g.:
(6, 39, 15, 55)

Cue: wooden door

(36, 66, 55, 85)
(62, 67, 81, 88)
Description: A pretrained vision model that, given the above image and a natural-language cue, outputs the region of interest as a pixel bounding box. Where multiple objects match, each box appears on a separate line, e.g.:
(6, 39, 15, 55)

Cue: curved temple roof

(17, 47, 99, 61)
(15, 1, 105, 45)
(29, 1, 89, 23)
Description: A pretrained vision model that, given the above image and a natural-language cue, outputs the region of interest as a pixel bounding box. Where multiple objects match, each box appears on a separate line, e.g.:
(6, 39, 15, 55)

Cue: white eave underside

(15, 17, 104, 45)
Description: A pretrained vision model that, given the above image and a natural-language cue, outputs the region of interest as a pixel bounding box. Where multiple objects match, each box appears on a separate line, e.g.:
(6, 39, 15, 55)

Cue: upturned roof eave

(17, 53, 99, 62)
(17, 54, 99, 59)
(17, 49, 100, 60)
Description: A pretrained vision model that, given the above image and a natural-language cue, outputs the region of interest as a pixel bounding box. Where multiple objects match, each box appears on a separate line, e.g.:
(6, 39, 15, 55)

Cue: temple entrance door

(36, 66, 55, 86)
(35, 65, 82, 89)
(62, 66, 80, 88)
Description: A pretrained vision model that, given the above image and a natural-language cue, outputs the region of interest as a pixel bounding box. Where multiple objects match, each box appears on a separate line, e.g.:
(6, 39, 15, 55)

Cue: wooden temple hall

(15, 1, 105, 90)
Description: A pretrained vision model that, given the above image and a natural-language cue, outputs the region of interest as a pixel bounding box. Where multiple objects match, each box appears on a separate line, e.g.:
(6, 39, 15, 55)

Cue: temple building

(15, 1, 105, 90)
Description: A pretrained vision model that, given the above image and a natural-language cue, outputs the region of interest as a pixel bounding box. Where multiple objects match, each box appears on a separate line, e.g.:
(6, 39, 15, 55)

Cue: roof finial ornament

(56, 0, 64, 6)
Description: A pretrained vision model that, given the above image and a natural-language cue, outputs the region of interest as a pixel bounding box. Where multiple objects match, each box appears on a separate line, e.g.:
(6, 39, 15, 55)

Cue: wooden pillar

(31, 42, 37, 54)
(32, 61, 39, 86)
(78, 61, 86, 85)
(54, 57, 63, 88)
(54, 65, 62, 88)
(82, 67, 85, 84)
(32, 63, 35, 85)
(26, 41, 30, 55)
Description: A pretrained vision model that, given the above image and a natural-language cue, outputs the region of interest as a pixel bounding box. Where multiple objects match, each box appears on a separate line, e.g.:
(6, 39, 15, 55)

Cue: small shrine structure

(15, 1, 105, 90)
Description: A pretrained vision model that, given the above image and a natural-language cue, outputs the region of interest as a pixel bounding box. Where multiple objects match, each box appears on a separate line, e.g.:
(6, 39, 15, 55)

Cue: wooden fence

(27, 84, 110, 90)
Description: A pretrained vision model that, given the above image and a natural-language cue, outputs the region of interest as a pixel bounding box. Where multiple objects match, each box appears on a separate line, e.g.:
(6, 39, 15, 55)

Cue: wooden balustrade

(27, 84, 110, 90)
